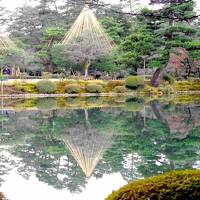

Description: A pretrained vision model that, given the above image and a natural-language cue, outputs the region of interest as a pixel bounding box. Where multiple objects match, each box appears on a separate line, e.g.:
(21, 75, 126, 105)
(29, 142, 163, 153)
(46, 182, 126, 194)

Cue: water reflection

(0, 97, 199, 199)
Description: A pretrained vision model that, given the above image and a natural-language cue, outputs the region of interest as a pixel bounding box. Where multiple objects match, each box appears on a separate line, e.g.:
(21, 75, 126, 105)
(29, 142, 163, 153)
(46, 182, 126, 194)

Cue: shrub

(162, 74, 175, 85)
(65, 84, 81, 94)
(125, 97, 144, 112)
(125, 76, 144, 90)
(114, 86, 126, 93)
(36, 98, 57, 110)
(86, 84, 103, 93)
(107, 80, 125, 89)
(36, 80, 57, 94)
(106, 170, 200, 200)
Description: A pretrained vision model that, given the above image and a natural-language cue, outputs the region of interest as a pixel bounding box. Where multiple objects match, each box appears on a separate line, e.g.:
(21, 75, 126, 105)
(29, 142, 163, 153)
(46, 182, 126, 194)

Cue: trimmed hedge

(65, 84, 81, 94)
(125, 76, 144, 90)
(36, 80, 57, 94)
(114, 86, 126, 93)
(106, 170, 200, 200)
(86, 84, 103, 93)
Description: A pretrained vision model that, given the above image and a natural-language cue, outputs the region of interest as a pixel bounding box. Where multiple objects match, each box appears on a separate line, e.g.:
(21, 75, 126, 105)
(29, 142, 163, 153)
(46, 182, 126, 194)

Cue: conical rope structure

(61, 125, 113, 178)
(62, 5, 114, 51)
(61, 5, 115, 78)
(0, 36, 16, 50)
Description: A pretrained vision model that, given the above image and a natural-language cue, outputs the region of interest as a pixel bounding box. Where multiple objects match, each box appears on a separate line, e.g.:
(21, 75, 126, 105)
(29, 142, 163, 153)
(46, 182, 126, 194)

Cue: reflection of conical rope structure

(62, 125, 112, 178)
(0, 36, 16, 50)
(62, 5, 114, 51)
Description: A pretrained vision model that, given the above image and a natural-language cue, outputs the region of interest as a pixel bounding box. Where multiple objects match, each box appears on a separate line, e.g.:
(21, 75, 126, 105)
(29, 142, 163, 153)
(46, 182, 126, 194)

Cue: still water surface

(0, 97, 199, 200)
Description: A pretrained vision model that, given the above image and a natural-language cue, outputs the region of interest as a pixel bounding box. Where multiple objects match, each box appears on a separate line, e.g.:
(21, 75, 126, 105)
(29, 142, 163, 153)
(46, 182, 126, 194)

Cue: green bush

(65, 84, 81, 94)
(125, 76, 144, 90)
(36, 80, 57, 94)
(36, 98, 57, 110)
(86, 84, 103, 93)
(162, 74, 175, 85)
(114, 86, 126, 93)
(106, 170, 200, 200)
(107, 80, 125, 89)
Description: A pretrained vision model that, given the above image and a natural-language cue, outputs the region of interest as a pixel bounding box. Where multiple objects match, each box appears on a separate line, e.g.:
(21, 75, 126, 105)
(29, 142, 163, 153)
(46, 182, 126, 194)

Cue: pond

(0, 96, 200, 200)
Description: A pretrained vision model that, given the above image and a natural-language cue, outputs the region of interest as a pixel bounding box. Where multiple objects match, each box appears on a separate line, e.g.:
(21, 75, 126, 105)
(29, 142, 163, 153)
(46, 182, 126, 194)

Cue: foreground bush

(36, 80, 57, 94)
(86, 84, 103, 93)
(106, 170, 200, 200)
(65, 84, 81, 94)
(114, 86, 126, 93)
(125, 76, 144, 89)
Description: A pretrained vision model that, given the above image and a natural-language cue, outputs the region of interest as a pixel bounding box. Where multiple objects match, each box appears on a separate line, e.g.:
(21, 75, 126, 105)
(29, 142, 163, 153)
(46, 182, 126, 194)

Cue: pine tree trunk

(84, 62, 90, 79)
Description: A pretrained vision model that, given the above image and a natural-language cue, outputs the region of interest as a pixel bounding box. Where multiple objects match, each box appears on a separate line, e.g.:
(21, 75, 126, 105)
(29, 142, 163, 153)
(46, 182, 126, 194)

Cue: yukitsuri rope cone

(62, 124, 113, 178)
(62, 5, 115, 78)
(0, 36, 16, 50)
(62, 5, 113, 50)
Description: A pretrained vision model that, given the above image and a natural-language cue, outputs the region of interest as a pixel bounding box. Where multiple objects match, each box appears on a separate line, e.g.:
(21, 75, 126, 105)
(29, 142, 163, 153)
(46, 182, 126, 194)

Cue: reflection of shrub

(36, 98, 57, 110)
(113, 96, 126, 103)
(86, 97, 103, 106)
(106, 170, 200, 200)
(65, 84, 81, 94)
(86, 84, 103, 93)
(65, 97, 82, 106)
(125, 76, 144, 90)
(125, 97, 144, 112)
(36, 80, 57, 94)
(114, 86, 126, 93)
(107, 80, 125, 89)
(163, 74, 175, 85)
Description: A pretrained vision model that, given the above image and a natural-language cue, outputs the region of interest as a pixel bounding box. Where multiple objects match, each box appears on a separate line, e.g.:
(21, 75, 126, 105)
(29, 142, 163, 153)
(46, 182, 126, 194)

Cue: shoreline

(0, 91, 200, 98)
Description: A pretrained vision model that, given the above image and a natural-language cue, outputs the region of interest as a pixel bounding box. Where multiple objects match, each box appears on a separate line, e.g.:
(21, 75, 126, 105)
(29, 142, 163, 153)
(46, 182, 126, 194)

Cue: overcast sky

(1, 0, 199, 11)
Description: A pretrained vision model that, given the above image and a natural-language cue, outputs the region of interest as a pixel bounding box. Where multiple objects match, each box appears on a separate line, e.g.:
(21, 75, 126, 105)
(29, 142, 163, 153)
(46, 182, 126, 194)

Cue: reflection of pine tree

(62, 120, 113, 177)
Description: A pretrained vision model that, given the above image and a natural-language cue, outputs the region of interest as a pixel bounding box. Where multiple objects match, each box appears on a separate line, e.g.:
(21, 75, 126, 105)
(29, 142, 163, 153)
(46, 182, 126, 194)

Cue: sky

(1, 0, 199, 12)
